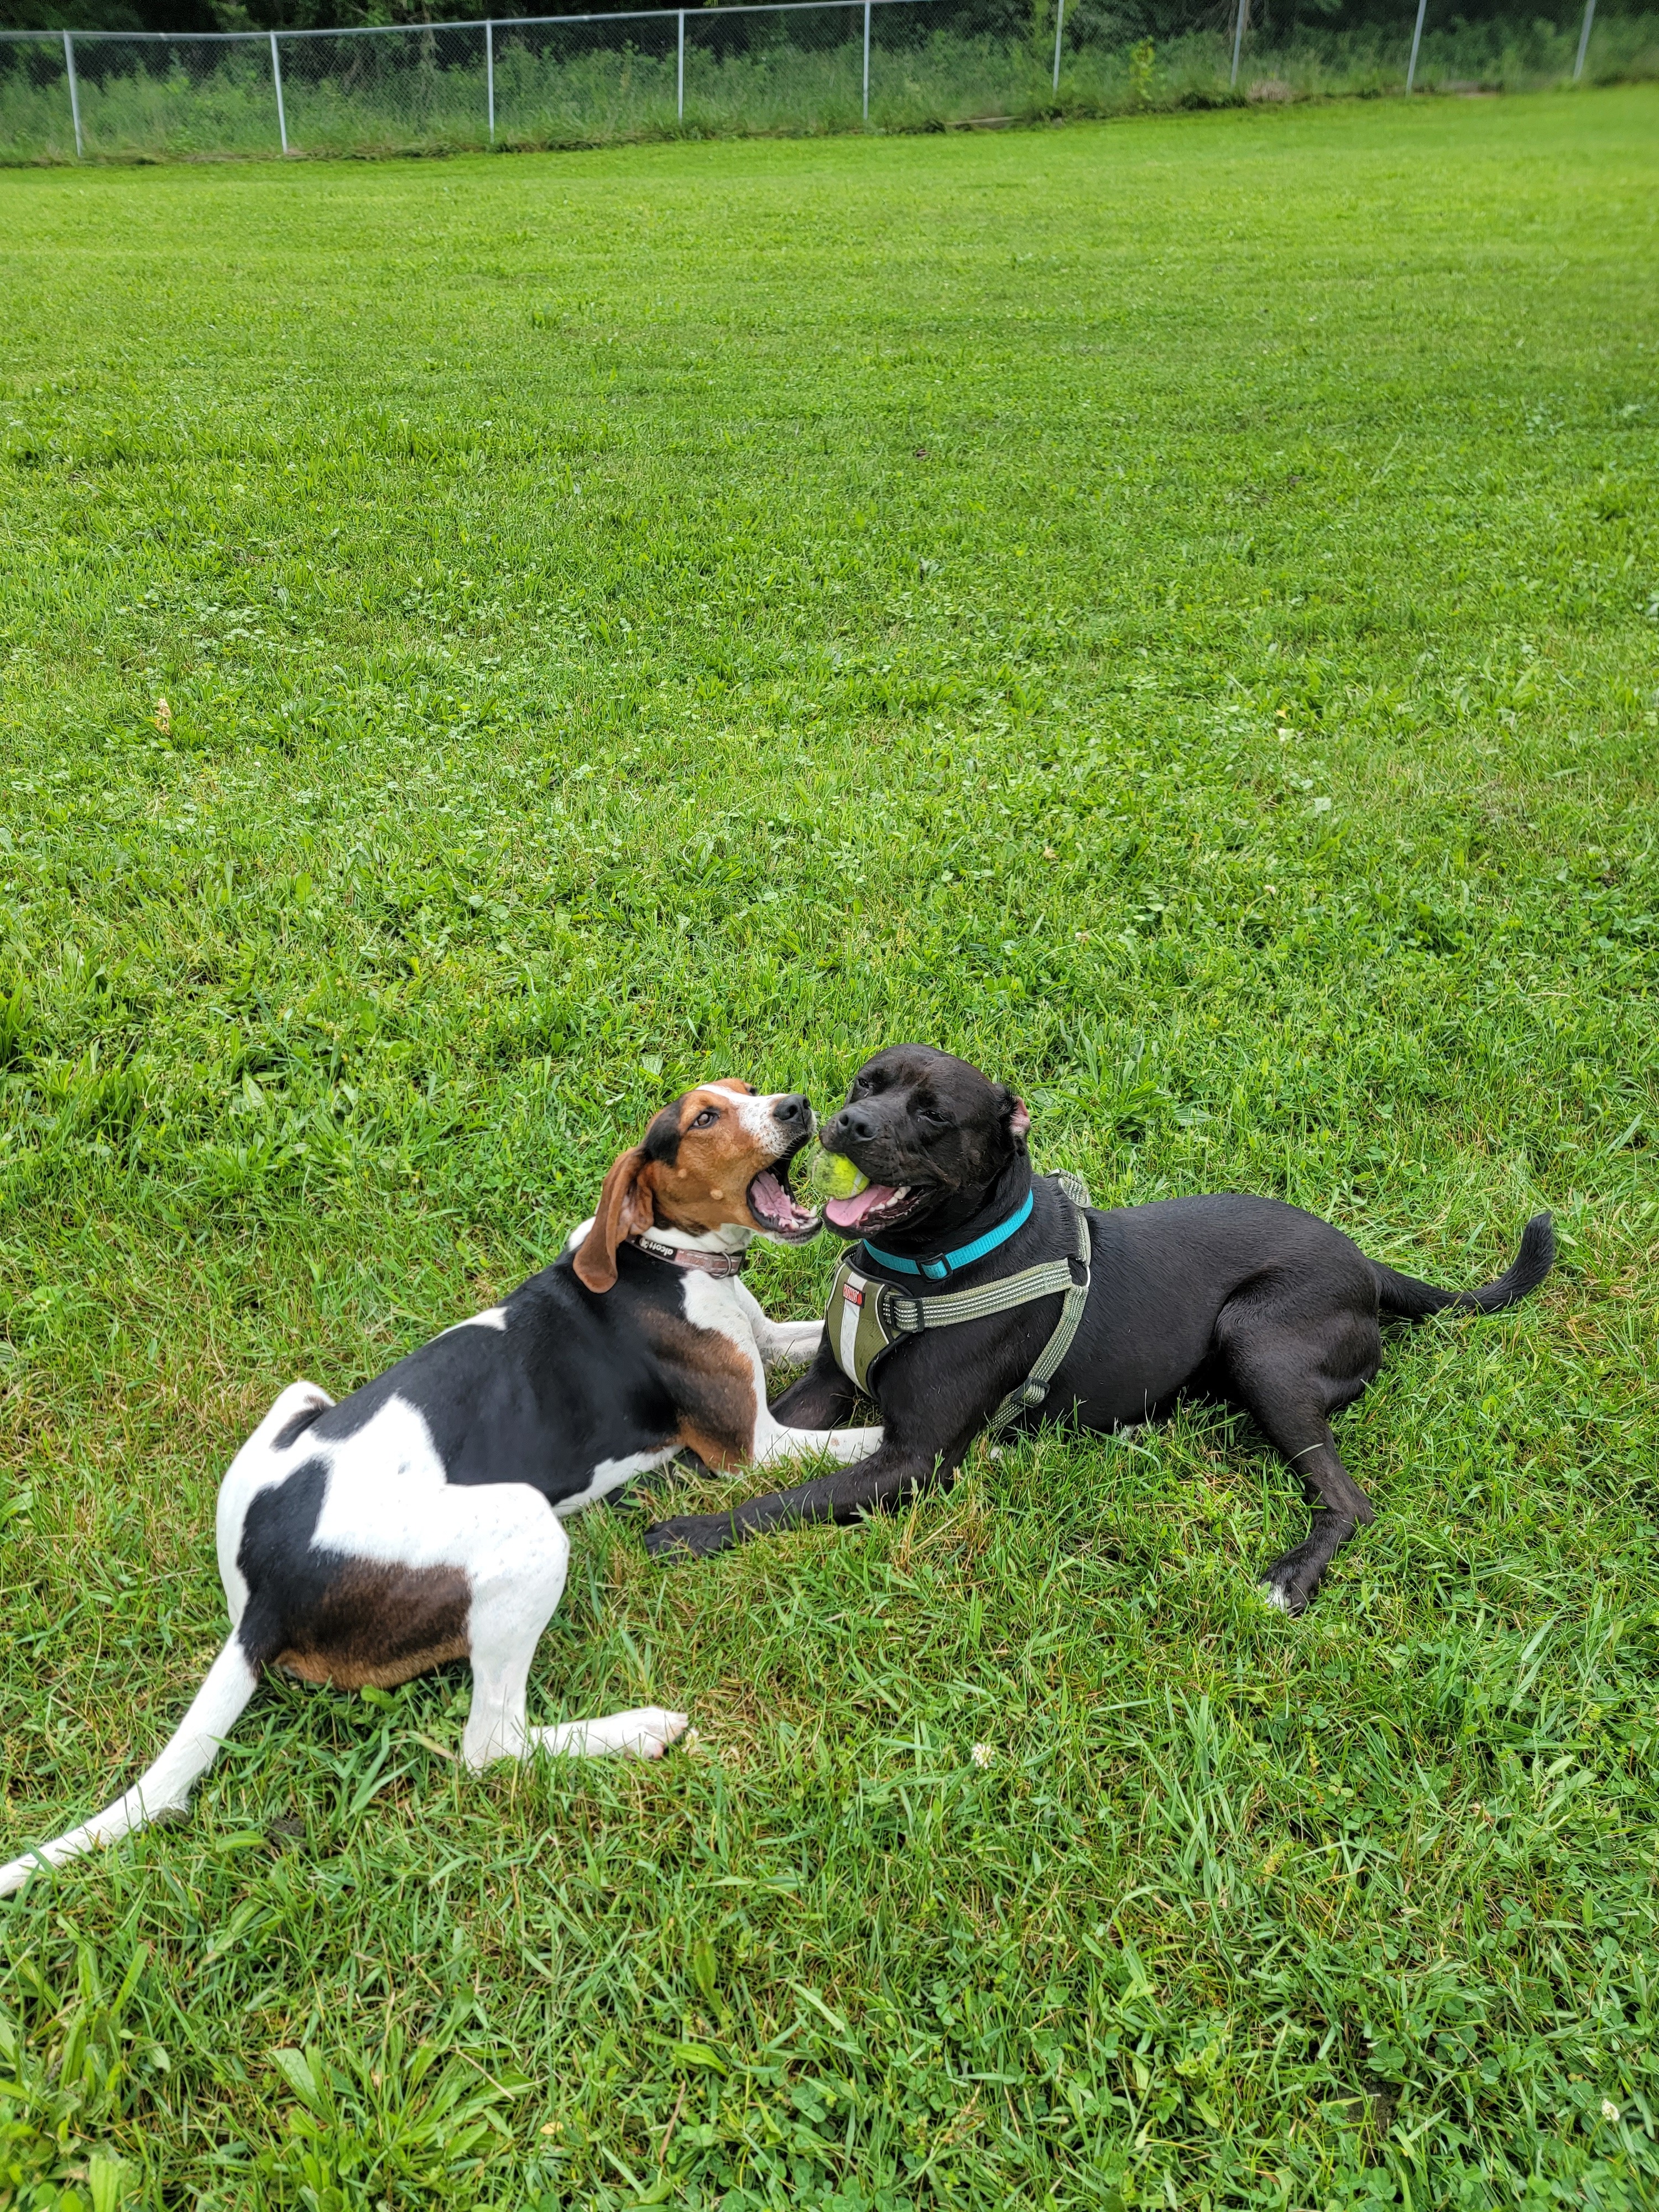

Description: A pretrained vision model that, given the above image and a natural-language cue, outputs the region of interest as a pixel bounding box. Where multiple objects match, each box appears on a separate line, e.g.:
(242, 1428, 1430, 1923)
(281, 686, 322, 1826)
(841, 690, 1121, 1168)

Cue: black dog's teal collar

(828, 1173, 1093, 1423)
(861, 1188, 1034, 1281)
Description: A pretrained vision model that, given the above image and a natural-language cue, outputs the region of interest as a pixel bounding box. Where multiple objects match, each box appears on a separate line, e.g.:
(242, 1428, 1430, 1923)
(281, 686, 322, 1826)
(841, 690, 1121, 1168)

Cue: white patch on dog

(551, 1448, 677, 1520)
(309, 1396, 543, 1573)
(439, 1306, 508, 1337)
(1258, 1579, 1293, 1613)
(0, 1640, 260, 1895)
(708, 1082, 780, 1147)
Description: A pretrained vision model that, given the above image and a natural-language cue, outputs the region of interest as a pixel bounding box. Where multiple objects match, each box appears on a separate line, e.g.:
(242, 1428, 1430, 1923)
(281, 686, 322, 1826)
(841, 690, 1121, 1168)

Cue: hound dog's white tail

(0, 1639, 258, 1897)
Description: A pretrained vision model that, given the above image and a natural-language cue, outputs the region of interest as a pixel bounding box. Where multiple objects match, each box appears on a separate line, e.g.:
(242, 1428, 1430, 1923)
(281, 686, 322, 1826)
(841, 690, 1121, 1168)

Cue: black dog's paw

(644, 1514, 735, 1561)
(1257, 1572, 1308, 1617)
(1257, 1546, 1323, 1616)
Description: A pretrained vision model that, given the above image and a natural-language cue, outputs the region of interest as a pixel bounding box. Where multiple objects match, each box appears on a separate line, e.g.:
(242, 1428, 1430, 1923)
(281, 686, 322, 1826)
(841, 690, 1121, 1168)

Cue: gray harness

(825, 1172, 1094, 1440)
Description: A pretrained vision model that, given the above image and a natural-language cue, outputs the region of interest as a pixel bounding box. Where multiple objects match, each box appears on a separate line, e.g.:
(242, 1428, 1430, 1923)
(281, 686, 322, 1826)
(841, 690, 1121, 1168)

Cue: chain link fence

(3, 0, 1654, 163)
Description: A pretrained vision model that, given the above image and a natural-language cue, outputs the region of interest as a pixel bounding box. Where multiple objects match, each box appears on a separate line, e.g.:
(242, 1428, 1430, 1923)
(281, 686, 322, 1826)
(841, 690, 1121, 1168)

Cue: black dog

(645, 1045, 1554, 1612)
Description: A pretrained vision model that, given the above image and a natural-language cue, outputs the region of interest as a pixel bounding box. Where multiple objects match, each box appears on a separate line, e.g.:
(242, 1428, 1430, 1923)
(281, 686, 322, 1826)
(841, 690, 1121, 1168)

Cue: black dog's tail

(1371, 1211, 1555, 1321)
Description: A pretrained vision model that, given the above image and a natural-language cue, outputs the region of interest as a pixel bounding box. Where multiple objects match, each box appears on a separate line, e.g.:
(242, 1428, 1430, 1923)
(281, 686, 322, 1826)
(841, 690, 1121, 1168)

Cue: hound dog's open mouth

(747, 1136, 821, 1241)
(822, 1180, 929, 1237)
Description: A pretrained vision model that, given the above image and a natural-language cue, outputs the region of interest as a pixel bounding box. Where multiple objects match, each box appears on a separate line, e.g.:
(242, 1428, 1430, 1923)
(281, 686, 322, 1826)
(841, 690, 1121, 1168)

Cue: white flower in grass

(1601, 2099, 1621, 2123)
(971, 1743, 994, 1768)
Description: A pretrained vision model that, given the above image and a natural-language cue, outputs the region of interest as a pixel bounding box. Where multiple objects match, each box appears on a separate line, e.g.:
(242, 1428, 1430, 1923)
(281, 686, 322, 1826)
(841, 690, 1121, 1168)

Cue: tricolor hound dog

(0, 1081, 880, 1896)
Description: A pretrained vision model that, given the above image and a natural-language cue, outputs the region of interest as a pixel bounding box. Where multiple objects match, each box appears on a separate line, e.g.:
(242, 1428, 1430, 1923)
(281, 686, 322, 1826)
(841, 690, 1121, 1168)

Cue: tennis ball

(805, 1147, 870, 1202)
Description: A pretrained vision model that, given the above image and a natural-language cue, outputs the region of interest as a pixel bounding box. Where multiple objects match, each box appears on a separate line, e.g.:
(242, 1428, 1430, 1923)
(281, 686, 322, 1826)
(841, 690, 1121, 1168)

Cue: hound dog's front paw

(644, 1513, 738, 1561)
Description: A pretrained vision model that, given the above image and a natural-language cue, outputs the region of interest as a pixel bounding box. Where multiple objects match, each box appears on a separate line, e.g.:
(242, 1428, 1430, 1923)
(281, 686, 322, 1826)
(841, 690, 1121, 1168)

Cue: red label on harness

(843, 1284, 864, 1308)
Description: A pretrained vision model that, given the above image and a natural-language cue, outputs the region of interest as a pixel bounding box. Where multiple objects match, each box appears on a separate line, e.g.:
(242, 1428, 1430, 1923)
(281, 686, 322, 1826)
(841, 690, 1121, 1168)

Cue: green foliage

(0, 1945, 145, 2210)
(4, 13, 1659, 167)
(0, 90, 1657, 2208)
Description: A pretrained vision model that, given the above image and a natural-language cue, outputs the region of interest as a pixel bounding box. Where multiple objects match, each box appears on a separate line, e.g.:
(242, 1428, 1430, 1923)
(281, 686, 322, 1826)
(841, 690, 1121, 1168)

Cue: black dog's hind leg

(1215, 1301, 1380, 1616)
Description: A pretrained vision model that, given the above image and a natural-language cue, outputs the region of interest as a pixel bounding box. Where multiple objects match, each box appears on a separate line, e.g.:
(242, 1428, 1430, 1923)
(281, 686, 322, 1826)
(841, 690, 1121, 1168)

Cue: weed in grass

(0, 89, 1657, 2209)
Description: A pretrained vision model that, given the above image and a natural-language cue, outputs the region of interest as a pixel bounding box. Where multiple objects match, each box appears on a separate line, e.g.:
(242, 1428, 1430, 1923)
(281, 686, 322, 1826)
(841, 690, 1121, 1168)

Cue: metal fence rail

(0, 0, 1644, 165)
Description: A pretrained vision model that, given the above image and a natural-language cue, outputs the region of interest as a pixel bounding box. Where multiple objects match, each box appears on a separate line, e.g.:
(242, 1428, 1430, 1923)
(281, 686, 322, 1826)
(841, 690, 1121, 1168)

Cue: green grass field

(1, 88, 1657, 2210)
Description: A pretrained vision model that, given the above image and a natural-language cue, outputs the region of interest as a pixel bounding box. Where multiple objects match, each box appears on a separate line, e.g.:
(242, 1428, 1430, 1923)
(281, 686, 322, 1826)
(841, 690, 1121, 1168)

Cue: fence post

(62, 27, 84, 159)
(269, 29, 289, 152)
(486, 18, 495, 140)
(1573, 0, 1596, 77)
(1405, 0, 1427, 89)
(1229, 0, 1247, 87)
(677, 9, 685, 119)
(862, 0, 871, 120)
(1052, 0, 1065, 91)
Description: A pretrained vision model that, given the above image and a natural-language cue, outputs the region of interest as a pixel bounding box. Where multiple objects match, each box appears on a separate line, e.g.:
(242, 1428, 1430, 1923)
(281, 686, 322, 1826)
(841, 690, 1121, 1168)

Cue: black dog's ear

(995, 1086, 1031, 1150)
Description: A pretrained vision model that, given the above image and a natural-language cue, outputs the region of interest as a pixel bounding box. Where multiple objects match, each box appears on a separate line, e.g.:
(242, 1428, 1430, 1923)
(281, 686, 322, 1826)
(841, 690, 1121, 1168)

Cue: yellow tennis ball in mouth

(804, 1146, 870, 1202)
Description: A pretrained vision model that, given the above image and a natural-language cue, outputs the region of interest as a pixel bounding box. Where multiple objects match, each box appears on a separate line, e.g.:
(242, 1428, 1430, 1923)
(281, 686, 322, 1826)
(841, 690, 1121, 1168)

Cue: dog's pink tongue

(825, 1184, 900, 1231)
(751, 1170, 816, 1229)
(749, 1170, 791, 1222)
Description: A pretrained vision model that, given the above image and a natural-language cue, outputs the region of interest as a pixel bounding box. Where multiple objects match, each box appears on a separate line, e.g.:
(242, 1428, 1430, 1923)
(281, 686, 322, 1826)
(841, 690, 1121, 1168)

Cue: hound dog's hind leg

(534, 1707, 691, 1759)
(460, 1501, 687, 1771)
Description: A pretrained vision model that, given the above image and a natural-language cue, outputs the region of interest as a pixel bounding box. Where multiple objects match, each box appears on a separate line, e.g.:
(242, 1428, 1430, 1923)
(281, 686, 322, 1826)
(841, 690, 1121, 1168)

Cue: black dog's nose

(772, 1093, 810, 1127)
(830, 1105, 876, 1142)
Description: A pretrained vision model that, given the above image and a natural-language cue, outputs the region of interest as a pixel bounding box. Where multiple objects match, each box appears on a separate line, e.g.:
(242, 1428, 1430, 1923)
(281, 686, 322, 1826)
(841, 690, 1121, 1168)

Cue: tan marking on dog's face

(645, 1082, 801, 1236)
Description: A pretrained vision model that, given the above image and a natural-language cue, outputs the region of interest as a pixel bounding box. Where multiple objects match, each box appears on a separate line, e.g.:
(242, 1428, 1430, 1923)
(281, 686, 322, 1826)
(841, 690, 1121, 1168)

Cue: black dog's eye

(692, 1107, 719, 1129)
(917, 1104, 951, 1129)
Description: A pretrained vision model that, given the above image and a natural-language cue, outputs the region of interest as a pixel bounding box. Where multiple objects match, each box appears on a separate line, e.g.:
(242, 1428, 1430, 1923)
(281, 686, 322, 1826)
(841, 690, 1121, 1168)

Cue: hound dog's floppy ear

(573, 1145, 657, 1293)
(996, 1084, 1031, 1150)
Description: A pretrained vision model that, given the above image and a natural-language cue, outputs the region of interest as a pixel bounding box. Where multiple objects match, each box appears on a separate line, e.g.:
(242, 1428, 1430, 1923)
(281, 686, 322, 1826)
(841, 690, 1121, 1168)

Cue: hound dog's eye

(691, 1107, 719, 1129)
(916, 1104, 952, 1129)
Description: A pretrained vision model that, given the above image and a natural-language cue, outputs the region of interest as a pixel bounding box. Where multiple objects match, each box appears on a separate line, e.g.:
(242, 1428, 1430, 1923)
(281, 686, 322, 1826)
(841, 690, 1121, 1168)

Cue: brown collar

(628, 1234, 748, 1278)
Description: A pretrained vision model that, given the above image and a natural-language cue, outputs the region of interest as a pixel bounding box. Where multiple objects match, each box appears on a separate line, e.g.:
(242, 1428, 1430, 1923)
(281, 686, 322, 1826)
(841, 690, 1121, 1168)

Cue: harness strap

(885, 1257, 1077, 1337)
(983, 1171, 1093, 1439)
(826, 1171, 1094, 1435)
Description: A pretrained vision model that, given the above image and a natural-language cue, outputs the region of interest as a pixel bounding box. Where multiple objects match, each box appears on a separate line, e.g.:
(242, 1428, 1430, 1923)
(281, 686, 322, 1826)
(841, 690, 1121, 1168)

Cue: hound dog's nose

(772, 1093, 811, 1129)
